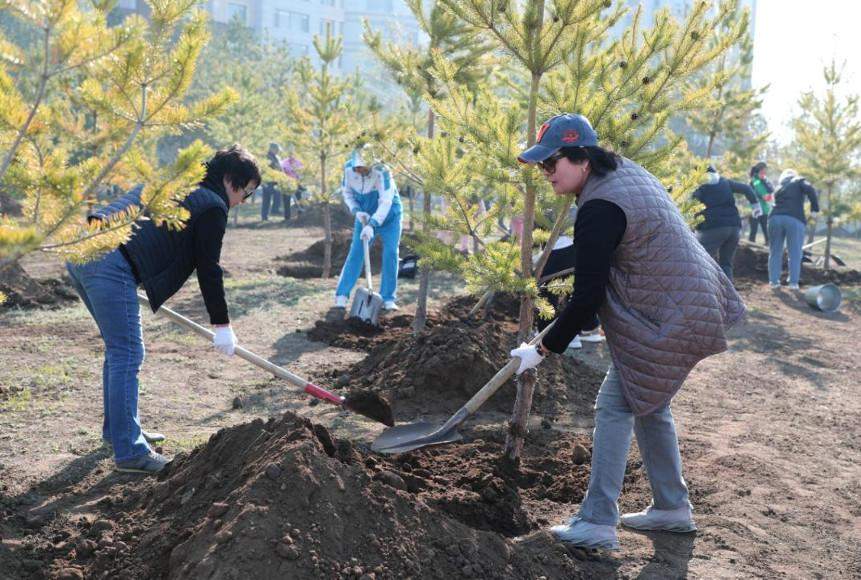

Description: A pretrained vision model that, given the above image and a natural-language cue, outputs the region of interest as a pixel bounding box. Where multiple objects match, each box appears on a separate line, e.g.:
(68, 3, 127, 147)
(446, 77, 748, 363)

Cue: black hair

(559, 145, 621, 177)
(202, 145, 261, 190)
(749, 161, 767, 178)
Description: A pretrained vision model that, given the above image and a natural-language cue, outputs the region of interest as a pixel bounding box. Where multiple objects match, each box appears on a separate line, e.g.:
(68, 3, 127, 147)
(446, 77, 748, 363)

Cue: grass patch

(0, 387, 32, 412)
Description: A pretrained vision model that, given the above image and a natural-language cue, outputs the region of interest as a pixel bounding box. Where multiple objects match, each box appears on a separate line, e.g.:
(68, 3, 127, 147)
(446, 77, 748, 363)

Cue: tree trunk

(505, 4, 546, 462)
(321, 153, 332, 278)
(412, 108, 435, 336)
(807, 214, 817, 245)
(322, 205, 332, 278)
(407, 187, 414, 232)
(824, 187, 833, 270)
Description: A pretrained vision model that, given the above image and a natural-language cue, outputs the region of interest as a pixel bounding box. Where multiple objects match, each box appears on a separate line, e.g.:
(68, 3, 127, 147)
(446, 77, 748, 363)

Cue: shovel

(349, 237, 384, 326)
(372, 322, 555, 454)
(137, 293, 394, 426)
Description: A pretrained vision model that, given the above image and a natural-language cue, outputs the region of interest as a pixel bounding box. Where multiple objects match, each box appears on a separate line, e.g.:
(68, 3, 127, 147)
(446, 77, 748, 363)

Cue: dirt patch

(308, 313, 418, 350)
(0, 262, 78, 310)
(317, 295, 604, 420)
(734, 241, 861, 285)
(26, 412, 631, 579)
(276, 232, 417, 279)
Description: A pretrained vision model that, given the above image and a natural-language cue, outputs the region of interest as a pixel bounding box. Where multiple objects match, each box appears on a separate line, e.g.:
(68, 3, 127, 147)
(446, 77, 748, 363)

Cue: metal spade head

(371, 421, 463, 454)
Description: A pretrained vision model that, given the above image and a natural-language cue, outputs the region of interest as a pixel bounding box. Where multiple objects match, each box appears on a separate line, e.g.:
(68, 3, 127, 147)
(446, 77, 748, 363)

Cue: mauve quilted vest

(577, 158, 746, 415)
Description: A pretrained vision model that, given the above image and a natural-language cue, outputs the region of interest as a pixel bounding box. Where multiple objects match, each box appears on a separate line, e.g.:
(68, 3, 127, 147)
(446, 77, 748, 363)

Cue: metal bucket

(804, 283, 842, 313)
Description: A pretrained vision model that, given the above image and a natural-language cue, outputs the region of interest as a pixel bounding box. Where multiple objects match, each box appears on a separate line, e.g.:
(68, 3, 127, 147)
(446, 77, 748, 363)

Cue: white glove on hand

(510, 342, 544, 375)
(751, 206, 763, 219)
(213, 325, 237, 356)
(356, 211, 370, 225)
(360, 224, 374, 242)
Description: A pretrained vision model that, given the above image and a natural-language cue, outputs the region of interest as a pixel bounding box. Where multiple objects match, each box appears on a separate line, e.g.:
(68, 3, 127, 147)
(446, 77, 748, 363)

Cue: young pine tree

(792, 60, 861, 270)
(283, 32, 356, 278)
(364, 0, 489, 334)
(425, 0, 747, 460)
(0, 0, 234, 275)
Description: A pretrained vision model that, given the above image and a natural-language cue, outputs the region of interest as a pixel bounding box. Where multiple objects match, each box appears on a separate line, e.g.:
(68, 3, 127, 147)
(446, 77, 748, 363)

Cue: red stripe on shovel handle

(304, 382, 345, 406)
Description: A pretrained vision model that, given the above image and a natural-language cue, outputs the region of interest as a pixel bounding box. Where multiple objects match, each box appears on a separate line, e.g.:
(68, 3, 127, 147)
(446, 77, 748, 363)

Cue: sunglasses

(539, 152, 566, 174)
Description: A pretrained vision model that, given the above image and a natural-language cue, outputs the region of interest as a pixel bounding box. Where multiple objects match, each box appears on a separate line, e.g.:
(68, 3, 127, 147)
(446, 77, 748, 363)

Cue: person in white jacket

(334, 148, 403, 310)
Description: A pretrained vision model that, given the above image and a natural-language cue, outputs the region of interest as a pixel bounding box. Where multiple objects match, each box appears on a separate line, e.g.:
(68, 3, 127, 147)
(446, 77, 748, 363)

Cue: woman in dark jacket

(692, 166, 758, 282)
(768, 169, 820, 289)
(66, 146, 261, 474)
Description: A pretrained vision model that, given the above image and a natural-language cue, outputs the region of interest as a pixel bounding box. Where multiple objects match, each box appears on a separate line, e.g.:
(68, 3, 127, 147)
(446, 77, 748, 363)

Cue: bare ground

(1, 213, 859, 579)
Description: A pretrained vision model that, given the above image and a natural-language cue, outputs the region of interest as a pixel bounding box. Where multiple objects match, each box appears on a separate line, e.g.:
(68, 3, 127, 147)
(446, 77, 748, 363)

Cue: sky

(752, 0, 861, 144)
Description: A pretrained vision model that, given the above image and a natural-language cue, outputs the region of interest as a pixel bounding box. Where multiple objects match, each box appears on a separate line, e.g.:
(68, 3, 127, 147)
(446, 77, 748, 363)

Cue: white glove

(360, 224, 374, 242)
(213, 325, 236, 356)
(751, 206, 763, 219)
(510, 342, 544, 375)
(355, 211, 370, 225)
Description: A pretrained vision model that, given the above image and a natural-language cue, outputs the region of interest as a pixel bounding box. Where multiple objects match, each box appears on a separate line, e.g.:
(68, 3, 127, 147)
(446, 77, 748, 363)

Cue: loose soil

(0, 262, 77, 310)
(275, 232, 416, 280)
(734, 241, 861, 285)
(8, 412, 639, 580)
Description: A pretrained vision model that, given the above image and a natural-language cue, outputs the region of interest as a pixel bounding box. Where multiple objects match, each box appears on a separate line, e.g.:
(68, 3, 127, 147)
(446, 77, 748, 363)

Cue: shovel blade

(371, 421, 463, 454)
(349, 288, 383, 327)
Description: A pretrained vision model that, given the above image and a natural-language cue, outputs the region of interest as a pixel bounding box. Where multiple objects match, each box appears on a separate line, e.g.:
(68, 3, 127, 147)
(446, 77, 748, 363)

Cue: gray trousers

(697, 226, 741, 281)
(578, 366, 690, 525)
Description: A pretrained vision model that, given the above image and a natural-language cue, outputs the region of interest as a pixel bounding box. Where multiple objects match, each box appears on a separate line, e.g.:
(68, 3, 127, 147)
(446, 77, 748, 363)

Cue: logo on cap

(562, 129, 580, 143)
(536, 122, 551, 143)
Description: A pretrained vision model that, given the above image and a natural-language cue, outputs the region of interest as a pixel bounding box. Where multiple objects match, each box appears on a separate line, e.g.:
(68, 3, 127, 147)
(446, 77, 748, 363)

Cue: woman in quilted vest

(512, 113, 745, 550)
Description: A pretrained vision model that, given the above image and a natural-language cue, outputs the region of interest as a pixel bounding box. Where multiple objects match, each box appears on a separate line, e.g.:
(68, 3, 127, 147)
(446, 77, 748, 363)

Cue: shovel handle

(137, 294, 344, 406)
(362, 237, 374, 293)
(463, 321, 555, 415)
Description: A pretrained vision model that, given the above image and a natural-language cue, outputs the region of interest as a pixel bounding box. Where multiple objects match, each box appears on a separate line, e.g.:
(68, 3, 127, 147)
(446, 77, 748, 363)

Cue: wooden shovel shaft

(362, 237, 374, 292)
(136, 293, 344, 406)
(463, 321, 555, 415)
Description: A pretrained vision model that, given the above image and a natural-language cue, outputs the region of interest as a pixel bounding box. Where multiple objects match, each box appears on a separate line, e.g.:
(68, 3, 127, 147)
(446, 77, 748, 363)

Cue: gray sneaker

(115, 451, 170, 474)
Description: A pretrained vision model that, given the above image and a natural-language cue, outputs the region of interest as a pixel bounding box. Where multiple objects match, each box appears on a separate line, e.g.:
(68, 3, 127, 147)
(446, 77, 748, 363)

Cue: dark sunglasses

(539, 152, 566, 174)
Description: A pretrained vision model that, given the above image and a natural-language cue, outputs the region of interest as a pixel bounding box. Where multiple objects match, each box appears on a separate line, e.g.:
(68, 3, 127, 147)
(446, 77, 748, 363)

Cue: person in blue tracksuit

(334, 148, 402, 310)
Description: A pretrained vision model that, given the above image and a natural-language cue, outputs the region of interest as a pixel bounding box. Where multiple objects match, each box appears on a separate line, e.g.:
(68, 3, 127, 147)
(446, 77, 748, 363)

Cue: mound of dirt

(734, 241, 861, 286)
(0, 262, 78, 310)
(34, 412, 641, 579)
(276, 232, 416, 279)
(316, 294, 604, 420)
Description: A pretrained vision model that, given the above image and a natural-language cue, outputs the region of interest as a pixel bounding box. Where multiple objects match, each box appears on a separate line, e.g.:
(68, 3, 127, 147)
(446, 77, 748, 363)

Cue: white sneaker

(335, 295, 348, 308)
(620, 504, 697, 533)
(549, 517, 619, 550)
(769, 282, 781, 289)
(383, 301, 399, 311)
(579, 329, 605, 343)
(566, 336, 582, 350)
(788, 283, 800, 290)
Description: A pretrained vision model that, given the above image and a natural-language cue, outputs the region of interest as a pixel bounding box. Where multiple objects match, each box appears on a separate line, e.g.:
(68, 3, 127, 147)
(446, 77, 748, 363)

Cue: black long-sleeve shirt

(193, 208, 229, 325)
(693, 177, 758, 230)
(771, 178, 819, 224)
(542, 199, 627, 353)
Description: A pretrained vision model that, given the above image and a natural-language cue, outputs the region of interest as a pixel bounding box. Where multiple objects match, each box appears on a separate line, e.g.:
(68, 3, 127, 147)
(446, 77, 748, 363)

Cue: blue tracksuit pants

(336, 216, 402, 302)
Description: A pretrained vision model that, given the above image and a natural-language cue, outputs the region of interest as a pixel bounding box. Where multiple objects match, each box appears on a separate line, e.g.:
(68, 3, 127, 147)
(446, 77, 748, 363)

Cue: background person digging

(66, 146, 261, 474)
(692, 165, 759, 283)
(511, 113, 746, 550)
(334, 147, 403, 311)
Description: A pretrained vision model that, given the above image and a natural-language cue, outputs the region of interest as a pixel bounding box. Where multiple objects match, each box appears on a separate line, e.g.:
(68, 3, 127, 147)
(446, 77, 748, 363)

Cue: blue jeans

(336, 215, 402, 302)
(768, 214, 806, 285)
(579, 366, 690, 525)
(66, 250, 150, 462)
